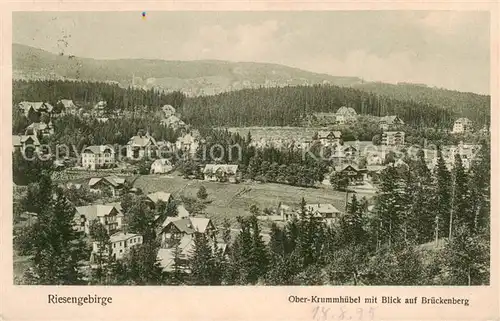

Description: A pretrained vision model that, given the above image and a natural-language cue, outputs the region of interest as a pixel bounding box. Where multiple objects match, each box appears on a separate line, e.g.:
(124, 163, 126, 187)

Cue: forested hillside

(13, 80, 490, 130)
(180, 85, 488, 128)
(353, 82, 491, 124)
(13, 80, 185, 112)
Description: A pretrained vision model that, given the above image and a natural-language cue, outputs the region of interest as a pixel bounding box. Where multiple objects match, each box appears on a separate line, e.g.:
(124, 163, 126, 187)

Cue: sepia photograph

(11, 10, 491, 288)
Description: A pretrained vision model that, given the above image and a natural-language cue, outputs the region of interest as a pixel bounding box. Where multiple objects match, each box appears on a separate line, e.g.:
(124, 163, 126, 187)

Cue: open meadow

(133, 173, 375, 227)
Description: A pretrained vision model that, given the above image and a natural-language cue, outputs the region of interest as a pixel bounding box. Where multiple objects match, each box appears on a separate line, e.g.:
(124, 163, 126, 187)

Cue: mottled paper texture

(1, 2, 499, 321)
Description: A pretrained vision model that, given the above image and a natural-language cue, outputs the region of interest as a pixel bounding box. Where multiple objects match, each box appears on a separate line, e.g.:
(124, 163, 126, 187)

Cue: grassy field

(134, 173, 374, 227)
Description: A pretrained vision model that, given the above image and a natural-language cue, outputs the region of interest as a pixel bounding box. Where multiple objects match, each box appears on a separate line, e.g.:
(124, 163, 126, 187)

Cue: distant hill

(13, 43, 490, 125)
(12, 43, 363, 96)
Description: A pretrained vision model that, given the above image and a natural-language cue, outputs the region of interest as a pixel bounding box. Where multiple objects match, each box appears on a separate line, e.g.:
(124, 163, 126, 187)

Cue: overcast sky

(13, 11, 490, 94)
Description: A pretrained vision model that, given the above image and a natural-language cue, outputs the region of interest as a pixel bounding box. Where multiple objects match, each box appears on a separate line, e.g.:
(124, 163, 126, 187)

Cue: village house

(18, 101, 54, 118)
(366, 153, 383, 165)
(335, 106, 357, 124)
(381, 131, 405, 146)
(335, 164, 367, 184)
(452, 117, 474, 134)
(56, 99, 78, 115)
(146, 191, 173, 208)
(90, 232, 143, 265)
(379, 115, 405, 131)
(203, 164, 240, 183)
(158, 216, 216, 248)
(12, 135, 40, 153)
(81, 145, 116, 170)
(74, 203, 124, 235)
(317, 130, 342, 146)
(176, 133, 199, 156)
(305, 203, 341, 224)
(88, 176, 125, 197)
(161, 115, 186, 130)
(343, 145, 359, 159)
(126, 132, 158, 159)
(161, 104, 176, 118)
(150, 158, 173, 174)
(94, 101, 107, 115)
(25, 122, 54, 137)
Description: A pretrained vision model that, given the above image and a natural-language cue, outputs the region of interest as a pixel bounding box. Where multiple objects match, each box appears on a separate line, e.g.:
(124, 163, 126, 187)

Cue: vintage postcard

(0, 1, 498, 321)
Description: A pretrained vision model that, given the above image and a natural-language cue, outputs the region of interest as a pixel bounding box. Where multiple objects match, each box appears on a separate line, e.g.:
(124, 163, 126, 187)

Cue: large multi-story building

(452, 118, 473, 134)
(381, 131, 405, 146)
(74, 203, 124, 235)
(81, 145, 115, 170)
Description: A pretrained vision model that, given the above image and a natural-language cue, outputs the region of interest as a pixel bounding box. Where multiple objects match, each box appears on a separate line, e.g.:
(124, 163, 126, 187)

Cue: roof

(12, 135, 40, 146)
(18, 101, 53, 113)
(157, 235, 226, 272)
(343, 145, 357, 151)
(317, 130, 342, 139)
(151, 158, 171, 166)
(162, 104, 176, 114)
(127, 134, 157, 147)
(366, 165, 386, 172)
(379, 115, 404, 125)
(75, 204, 123, 221)
(162, 115, 186, 127)
(58, 99, 76, 108)
(27, 122, 48, 130)
(147, 191, 172, 204)
(336, 106, 357, 115)
(82, 145, 114, 154)
(190, 217, 212, 233)
(455, 117, 472, 124)
(203, 164, 239, 174)
(94, 101, 107, 109)
(336, 164, 362, 172)
(110, 232, 140, 243)
(177, 205, 190, 218)
(178, 134, 195, 144)
(170, 218, 196, 234)
(383, 131, 405, 135)
(89, 176, 125, 188)
(306, 204, 340, 215)
(157, 234, 194, 271)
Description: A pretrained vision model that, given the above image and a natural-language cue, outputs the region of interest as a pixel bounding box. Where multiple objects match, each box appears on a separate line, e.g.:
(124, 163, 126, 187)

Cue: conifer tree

(221, 218, 232, 244)
(123, 241, 163, 285)
(450, 153, 470, 238)
(28, 187, 85, 285)
(89, 219, 111, 284)
(373, 165, 404, 247)
(248, 215, 269, 283)
(339, 194, 366, 246)
(189, 232, 216, 285)
(124, 195, 156, 242)
(433, 147, 452, 238)
(440, 225, 489, 285)
(468, 140, 490, 233)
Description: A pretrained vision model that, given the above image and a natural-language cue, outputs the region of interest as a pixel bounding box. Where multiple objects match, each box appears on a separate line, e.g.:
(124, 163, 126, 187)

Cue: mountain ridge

(12, 43, 363, 96)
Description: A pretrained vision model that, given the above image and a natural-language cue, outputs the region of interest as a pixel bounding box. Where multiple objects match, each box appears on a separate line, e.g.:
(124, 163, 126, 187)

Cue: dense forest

(13, 80, 490, 131)
(353, 82, 491, 124)
(180, 85, 489, 128)
(13, 80, 185, 113)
